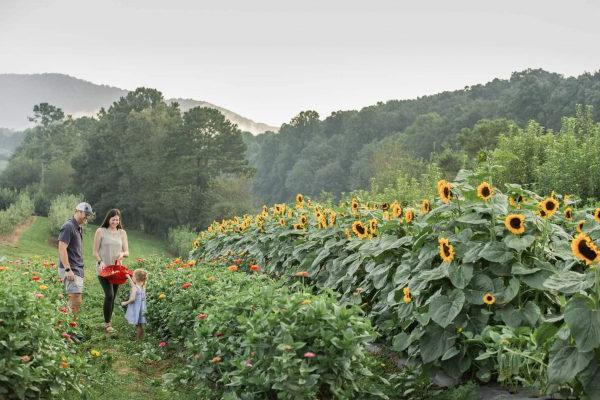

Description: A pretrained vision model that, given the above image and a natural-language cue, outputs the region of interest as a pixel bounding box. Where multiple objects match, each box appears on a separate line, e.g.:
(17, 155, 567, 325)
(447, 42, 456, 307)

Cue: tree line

(0, 88, 253, 234)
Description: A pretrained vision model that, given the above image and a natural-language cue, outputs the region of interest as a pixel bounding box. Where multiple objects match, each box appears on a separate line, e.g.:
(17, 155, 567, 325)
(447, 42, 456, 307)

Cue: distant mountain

(0, 73, 278, 135)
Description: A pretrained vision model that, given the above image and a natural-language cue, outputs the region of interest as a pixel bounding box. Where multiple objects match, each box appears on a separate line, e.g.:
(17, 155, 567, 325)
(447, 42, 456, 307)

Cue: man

(58, 202, 94, 314)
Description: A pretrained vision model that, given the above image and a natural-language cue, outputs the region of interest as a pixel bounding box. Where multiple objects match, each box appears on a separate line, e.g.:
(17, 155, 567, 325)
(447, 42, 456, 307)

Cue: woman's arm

(93, 228, 105, 268)
(118, 230, 130, 260)
(121, 284, 137, 306)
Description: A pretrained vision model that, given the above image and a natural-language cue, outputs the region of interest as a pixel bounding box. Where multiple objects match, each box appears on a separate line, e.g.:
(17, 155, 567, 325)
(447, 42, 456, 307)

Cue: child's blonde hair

(133, 269, 148, 286)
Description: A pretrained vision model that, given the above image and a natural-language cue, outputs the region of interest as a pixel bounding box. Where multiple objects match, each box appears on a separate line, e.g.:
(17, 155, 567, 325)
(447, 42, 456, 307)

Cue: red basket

(98, 259, 133, 285)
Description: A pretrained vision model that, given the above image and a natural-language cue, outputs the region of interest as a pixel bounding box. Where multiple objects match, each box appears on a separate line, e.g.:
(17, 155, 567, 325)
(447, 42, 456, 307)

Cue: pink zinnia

(34, 293, 44, 299)
(159, 341, 167, 347)
(59, 306, 68, 314)
(304, 352, 316, 358)
(196, 313, 208, 320)
(62, 333, 72, 340)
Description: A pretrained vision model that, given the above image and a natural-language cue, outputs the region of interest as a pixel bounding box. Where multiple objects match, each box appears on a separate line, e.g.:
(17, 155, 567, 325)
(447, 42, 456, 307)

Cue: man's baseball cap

(75, 202, 94, 216)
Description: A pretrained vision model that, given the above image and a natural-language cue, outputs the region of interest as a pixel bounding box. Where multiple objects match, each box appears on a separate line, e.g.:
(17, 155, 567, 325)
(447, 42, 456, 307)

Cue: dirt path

(0, 216, 35, 246)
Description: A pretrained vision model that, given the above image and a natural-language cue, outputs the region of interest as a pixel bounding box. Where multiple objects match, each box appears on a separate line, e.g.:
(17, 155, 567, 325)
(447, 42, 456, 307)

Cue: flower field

(191, 170, 600, 398)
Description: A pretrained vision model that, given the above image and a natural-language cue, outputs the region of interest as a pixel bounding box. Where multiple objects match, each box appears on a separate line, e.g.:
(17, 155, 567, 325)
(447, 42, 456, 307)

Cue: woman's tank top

(97, 227, 123, 275)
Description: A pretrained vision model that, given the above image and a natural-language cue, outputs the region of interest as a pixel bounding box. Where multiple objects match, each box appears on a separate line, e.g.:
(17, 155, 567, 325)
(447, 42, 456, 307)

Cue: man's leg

(68, 293, 82, 314)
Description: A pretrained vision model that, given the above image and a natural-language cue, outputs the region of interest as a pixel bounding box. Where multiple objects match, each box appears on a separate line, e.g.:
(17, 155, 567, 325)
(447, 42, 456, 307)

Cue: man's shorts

(58, 268, 84, 294)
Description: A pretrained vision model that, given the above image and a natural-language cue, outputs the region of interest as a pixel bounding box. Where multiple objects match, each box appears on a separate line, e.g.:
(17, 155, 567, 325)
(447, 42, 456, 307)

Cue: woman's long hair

(100, 209, 123, 230)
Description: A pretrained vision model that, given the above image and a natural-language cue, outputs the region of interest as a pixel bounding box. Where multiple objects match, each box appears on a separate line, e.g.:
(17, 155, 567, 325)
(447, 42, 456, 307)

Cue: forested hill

(247, 68, 600, 203)
(0, 73, 277, 134)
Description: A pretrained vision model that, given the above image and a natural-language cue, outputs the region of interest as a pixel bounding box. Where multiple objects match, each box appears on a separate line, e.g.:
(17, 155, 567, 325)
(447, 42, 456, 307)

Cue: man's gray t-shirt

(58, 218, 85, 278)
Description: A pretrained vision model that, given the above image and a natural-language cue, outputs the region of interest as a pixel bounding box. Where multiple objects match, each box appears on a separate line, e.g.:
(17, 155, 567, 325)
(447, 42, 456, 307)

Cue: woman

(93, 209, 129, 333)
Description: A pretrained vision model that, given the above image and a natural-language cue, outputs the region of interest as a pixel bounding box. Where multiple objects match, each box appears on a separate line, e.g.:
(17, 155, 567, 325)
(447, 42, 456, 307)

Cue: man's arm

(58, 241, 75, 281)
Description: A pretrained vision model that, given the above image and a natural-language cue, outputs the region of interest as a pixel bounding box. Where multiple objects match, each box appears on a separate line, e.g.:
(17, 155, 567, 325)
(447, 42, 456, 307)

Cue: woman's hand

(121, 301, 128, 306)
(116, 252, 125, 261)
(98, 260, 106, 271)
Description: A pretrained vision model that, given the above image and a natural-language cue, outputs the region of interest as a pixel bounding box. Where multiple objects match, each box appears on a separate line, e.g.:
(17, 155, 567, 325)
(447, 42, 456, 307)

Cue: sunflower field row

(191, 169, 600, 398)
(0, 258, 89, 399)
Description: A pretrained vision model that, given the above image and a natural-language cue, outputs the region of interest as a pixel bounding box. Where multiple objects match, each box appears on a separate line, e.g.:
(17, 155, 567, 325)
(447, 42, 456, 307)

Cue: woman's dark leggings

(98, 276, 119, 324)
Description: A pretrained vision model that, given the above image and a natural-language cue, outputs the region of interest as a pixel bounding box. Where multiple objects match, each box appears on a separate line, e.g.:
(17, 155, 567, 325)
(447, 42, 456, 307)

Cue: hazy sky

(1, 0, 599, 126)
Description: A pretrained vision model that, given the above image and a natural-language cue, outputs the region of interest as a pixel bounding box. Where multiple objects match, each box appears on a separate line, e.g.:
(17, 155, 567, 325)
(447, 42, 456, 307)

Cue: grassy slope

(1, 217, 206, 399)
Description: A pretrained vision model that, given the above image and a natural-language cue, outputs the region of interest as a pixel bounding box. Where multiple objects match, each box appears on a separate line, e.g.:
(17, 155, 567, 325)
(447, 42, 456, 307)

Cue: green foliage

(192, 172, 600, 397)
(0, 193, 34, 235)
(146, 259, 377, 399)
(47, 194, 83, 236)
(0, 259, 88, 398)
(166, 225, 196, 258)
(0, 187, 18, 210)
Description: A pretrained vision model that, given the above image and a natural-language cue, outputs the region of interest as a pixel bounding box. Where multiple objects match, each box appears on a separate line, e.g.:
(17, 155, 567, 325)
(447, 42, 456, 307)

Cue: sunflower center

(546, 201, 555, 211)
(443, 187, 450, 198)
(482, 187, 490, 197)
(356, 225, 365, 235)
(509, 218, 521, 229)
(442, 243, 451, 257)
(578, 240, 597, 261)
(516, 195, 523, 202)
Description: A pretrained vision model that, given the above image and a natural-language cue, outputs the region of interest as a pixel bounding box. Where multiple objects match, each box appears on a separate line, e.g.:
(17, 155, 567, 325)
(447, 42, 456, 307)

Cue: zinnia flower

(159, 293, 166, 300)
(32, 276, 40, 281)
(182, 282, 192, 289)
(69, 321, 77, 328)
(210, 356, 222, 364)
(304, 352, 316, 358)
(34, 293, 44, 299)
(196, 313, 208, 320)
(295, 271, 309, 277)
(227, 265, 238, 272)
(250, 264, 260, 272)
(38, 285, 48, 290)
(158, 341, 167, 347)
(90, 350, 101, 357)
(20, 355, 31, 363)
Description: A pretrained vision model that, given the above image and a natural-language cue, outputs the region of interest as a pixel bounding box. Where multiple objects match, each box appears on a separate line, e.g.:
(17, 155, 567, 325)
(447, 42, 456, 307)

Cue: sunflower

(318, 217, 328, 229)
(564, 207, 573, 220)
(420, 199, 431, 214)
(279, 218, 286, 227)
(438, 238, 455, 263)
(392, 202, 403, 218)
(504, 214, 525, 235)
(262, 205, 268, 214)
(538, 209, 547, 218)
(381, 202, 390, 211)
(483, 293, 496, 305)
(405, 209, 414, 224)
(539, 198, 559, 216)
(296, 193, 304, 204)
(369, 219, 378, 236)
(571, 233, 599, 265)
(328, 211, 337, 226)
(315, 211, 323, 220)
(351, 198, 359, 213)
(477, 182, 493, 201)
(594, 208, 600, 223)
(293, 223, 304, 230)
(300, 215, 308, 225)
(437, 180, 453, 204)
(576, 220, 585, 233)
(287, 210, 293, 218)
(274, 204, 286, 215)
(352, 221, 369, 239)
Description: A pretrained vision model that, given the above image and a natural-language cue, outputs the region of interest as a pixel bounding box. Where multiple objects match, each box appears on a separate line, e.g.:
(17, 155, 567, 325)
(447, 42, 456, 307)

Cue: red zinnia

(32, 276, 41, 281)
(59, 307, 68, 314)
(250, 265, 260, 272)
(182, 282, 192, 289)
(158, 341, 167, 347)
(69, 321, 77, 328)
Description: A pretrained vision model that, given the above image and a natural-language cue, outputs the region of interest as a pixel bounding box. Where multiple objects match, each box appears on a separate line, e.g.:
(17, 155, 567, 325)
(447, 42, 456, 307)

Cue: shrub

(0, 259, 88, 398)
(0, 187, 18, 211)
(48, 194, 82, 236)
(0, 193, 34, 235)
(145, 258, 377, 399)
(167, 225, 197, 258)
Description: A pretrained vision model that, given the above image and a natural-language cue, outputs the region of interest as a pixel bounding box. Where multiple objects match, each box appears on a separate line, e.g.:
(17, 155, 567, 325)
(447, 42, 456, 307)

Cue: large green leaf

(447, 263, 473, 289)
(564, 295, 600, 353)
(462, 242, 485, 263)
(456, 212, 488, 225)
(479, 242, 514, 263)
(543, 270, 595, 294)
(547, 346, 593, 384)
(420, 325, 455, 364)
(503, 234, 535, 252)
(429, 290, 465, 328)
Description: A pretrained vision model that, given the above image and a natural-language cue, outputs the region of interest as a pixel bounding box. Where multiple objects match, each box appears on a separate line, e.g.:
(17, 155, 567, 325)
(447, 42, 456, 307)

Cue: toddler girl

(121, 269, 147, 340)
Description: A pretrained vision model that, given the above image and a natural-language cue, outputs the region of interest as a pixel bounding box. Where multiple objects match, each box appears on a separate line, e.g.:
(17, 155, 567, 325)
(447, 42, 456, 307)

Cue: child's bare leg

(135, 324, 144, 340)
